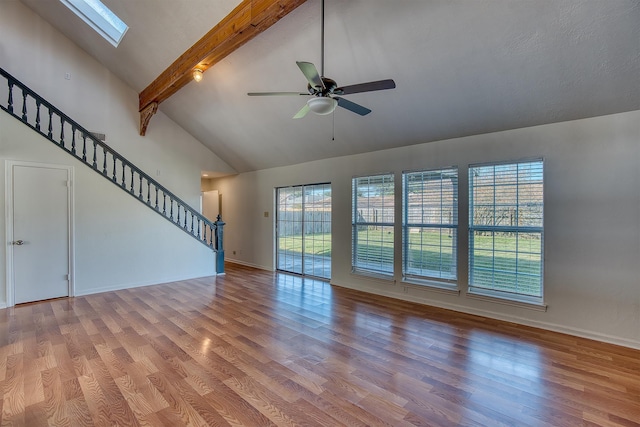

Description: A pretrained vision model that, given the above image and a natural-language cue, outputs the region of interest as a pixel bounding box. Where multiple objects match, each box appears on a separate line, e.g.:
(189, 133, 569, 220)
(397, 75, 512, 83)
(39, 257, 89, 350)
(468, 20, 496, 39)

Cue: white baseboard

(75, 273, 216, 297)
(225, 258, 273, 272)
(0, 302, 6, 310)
(331, 280, 640, 351)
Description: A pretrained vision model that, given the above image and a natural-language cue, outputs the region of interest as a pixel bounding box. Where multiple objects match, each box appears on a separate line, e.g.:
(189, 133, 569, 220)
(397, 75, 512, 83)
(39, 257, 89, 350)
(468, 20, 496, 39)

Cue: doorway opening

(276, 183, 331, 279)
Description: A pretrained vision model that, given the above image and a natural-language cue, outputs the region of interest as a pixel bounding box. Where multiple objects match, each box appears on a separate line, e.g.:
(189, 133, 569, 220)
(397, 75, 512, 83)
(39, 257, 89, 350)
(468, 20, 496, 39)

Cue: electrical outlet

(264, 211, 269, 218)
(64, 72, 71, 80)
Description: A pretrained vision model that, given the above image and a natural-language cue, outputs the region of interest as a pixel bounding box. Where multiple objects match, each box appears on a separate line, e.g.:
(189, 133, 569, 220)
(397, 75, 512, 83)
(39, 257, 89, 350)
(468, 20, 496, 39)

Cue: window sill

(467, 289, 547, 312)
(401, 278, 460, 296)
(351, 269, 395, 284)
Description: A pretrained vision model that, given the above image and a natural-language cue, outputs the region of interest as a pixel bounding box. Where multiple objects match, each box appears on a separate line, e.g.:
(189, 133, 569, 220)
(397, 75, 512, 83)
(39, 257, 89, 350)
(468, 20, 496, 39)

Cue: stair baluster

(102, 147, 108, 175)
(0, 67, 222, 262)
(92, 139, 97, 169)
(35, 100, 41, 131)
(60, 117, 65, 148)
(21, 89, 27, 121)
(47, 109, 53, 138)
(71, 125, 77, 154)
(7, 80, 13, 113)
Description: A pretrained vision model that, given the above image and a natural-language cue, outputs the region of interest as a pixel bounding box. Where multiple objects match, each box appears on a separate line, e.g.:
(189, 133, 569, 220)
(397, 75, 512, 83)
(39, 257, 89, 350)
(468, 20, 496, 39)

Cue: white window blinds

(352, 174, 395, 276)
(469, 160, 544, 300)
(403, 168, 458, 283)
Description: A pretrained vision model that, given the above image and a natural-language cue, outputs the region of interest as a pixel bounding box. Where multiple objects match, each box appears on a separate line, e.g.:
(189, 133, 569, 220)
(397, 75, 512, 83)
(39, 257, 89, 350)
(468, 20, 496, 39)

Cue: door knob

(13, 240, 24, 245)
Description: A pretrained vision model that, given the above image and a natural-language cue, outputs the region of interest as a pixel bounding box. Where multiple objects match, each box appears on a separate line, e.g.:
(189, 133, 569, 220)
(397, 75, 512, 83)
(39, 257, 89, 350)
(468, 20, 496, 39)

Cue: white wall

(0, 0, 237, 307)
(0, 1, 236, 199)
(211, 111, 640, 349)
(2, 0, 637, 349)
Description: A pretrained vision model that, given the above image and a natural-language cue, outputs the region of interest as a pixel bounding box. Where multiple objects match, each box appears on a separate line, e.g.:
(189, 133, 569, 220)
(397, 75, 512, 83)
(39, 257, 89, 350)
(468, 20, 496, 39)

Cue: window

(276, 183, 331, 279)
(60, 0, 128, 47)
(352, 174, 394, 276)
(403, 168, 458, 285)
(469, 160, 544, 303)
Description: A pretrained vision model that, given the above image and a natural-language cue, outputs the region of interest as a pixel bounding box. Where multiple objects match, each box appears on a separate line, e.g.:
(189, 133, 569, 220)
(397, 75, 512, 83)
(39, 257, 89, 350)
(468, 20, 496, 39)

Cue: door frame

(5, 160, 75, 307)
(275, 182, 332, 280)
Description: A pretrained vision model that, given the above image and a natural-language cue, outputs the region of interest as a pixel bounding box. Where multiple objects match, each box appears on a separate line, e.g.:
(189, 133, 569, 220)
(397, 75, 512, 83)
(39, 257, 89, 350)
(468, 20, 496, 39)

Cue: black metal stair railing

(1, 67, 225, 265)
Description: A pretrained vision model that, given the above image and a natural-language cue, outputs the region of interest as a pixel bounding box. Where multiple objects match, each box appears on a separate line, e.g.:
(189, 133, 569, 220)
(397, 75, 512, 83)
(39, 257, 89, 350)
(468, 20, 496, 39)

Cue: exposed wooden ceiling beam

(138, 0, 308, 135)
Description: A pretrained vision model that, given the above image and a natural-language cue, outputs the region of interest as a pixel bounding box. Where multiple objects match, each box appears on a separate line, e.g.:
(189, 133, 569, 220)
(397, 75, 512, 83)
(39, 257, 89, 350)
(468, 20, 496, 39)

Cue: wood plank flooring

(1, 263, 639, 426)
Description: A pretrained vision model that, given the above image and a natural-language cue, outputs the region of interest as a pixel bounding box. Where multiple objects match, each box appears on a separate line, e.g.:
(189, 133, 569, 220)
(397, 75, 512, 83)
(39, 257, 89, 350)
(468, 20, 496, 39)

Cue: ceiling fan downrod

(321, 0, 325, 77)
(246, 0, 396, 119)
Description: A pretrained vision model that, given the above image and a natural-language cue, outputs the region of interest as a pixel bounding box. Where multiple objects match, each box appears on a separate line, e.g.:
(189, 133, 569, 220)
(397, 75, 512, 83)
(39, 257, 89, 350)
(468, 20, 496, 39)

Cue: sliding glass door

(276, 183, 331, 279)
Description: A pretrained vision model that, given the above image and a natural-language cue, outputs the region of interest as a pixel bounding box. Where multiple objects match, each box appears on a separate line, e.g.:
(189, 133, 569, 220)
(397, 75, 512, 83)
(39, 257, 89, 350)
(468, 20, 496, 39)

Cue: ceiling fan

(247, 0, 396, 119)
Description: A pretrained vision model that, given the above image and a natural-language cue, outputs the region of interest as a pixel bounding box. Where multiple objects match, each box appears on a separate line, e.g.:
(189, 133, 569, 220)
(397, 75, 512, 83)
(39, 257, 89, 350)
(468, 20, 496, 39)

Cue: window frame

(351, 173, 395, 278)
(468, 158, 545, 306)
(275, 183, 332, 280)
(60, 0, 128, 47)
(402, 167, 459, 289)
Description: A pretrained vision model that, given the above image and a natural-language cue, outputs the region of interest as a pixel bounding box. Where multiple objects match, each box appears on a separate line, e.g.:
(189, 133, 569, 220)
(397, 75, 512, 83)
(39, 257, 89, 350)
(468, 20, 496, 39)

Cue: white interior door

(9, 163, 71, 304)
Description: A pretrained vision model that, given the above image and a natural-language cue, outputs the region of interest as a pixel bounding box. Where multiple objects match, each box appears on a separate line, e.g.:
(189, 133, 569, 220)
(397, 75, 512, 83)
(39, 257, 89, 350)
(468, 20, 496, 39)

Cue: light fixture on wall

(193, 69, 203, 83)
(307, 97, 337, 115)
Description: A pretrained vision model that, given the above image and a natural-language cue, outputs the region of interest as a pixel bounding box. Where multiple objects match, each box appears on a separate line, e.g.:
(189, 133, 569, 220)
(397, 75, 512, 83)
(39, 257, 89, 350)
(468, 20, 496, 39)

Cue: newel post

(214, 214, 225, 274)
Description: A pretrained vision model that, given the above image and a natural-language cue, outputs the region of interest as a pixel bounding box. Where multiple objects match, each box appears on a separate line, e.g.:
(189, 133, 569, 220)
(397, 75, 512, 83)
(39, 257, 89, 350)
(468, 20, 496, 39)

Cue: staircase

(0, 68, 225, 273)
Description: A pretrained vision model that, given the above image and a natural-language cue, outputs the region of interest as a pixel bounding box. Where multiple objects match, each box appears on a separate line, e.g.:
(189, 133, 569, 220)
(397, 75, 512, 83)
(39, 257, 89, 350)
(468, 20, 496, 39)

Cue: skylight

(60, 0, 128, 47)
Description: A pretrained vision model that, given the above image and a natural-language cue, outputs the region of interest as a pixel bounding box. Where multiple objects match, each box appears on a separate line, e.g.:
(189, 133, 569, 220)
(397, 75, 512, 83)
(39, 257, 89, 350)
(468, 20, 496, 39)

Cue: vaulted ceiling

(20, 0, 640, 173)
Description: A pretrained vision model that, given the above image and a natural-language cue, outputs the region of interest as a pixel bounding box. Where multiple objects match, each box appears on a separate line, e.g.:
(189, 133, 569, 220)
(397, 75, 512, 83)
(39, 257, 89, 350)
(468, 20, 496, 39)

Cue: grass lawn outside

(278, 229, 542, 295)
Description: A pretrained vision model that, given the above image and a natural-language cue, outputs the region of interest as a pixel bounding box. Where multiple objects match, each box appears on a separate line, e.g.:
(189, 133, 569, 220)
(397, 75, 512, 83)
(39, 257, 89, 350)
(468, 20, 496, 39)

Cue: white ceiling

(20, 0, 640, 173)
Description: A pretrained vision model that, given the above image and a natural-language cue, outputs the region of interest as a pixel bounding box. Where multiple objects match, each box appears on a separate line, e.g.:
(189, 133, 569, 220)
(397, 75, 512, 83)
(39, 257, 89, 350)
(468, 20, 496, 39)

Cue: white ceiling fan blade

(297, 61, 325, 90)
(293, 104, 311, 119)
(248, 92, 308, 96)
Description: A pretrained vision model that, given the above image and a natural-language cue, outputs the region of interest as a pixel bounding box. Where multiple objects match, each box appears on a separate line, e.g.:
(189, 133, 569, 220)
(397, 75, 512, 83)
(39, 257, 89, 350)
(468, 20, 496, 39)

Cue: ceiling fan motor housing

(247, 0, 395, 118)
(308, 77, 339, 96)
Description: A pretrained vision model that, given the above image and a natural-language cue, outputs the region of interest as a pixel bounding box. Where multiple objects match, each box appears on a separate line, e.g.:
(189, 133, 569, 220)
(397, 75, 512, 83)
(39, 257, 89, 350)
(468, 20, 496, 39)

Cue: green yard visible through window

(403, 167, 458, 284)
(352, 174, 395, 276)
(279, 229, 539, 293)
(276, 183, 331, 279)
(469, 160, 544, 301)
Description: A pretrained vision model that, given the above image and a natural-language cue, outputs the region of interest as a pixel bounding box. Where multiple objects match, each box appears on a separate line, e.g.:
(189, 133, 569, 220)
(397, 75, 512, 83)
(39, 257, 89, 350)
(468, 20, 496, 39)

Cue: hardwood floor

(1, 263, 639, 426)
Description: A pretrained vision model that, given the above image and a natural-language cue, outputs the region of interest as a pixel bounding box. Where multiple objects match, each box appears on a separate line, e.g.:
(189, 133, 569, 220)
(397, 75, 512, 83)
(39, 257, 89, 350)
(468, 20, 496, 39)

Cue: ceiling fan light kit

(307, 97, 337, 115)
(247, 0, 396, 119)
